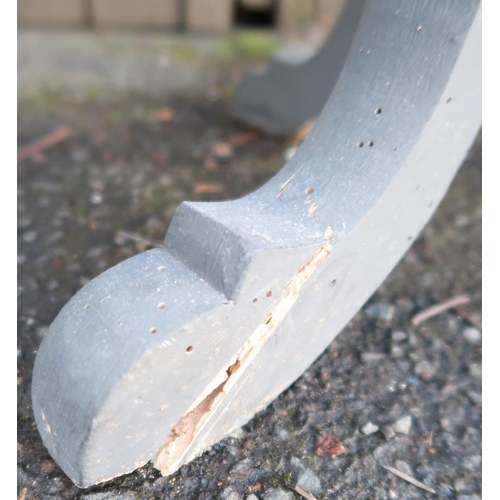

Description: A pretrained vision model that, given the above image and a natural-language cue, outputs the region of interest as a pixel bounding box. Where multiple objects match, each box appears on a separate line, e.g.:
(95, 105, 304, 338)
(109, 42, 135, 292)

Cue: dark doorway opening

(234, 0, 278, 28)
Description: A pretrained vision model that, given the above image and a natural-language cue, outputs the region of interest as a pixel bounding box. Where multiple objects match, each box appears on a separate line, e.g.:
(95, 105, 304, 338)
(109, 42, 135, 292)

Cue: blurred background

(18, 2, 481, 499)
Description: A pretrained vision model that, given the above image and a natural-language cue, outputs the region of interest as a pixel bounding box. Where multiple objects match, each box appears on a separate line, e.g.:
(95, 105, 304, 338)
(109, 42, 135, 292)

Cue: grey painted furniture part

(232, 0, 366, 134)
(32, 0, 482, 488)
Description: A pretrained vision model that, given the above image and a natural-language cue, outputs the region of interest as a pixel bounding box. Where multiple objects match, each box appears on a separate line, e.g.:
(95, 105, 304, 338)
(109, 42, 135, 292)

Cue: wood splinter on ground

(293, 485, 318, 500)
(411, 293, 470, 326)
(382, 465, 436, 494)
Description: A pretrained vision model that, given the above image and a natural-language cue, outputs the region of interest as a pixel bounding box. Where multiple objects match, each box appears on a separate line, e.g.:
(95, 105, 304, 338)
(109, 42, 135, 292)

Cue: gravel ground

(17, 89, 481, 500)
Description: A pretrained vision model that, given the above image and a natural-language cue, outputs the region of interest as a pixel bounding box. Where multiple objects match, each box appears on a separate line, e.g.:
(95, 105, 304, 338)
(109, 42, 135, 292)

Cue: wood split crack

(153, 227, 333, 475)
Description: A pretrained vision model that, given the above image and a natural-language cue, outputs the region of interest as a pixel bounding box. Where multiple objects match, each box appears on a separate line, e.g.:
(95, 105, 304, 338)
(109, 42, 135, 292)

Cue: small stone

(365, 303, 395, 321)
(361, 352, 385, 363)
(463, 327, 481, 343)
(467, 391, 482, 404)
(22, 230, 37, 243)
(263, 488, 293, 500)
(275, 426, 290, 441)
(391, 331, 407, 341)
(381, 425, 395, 439)
(289, 458, 321, 496)
(220, 486, 242, 500)
(82, 493, 137, 500)
(295, 468, 322, 497)
(90, 191, 103, 204)
(468, 363, 482, 379)
(361, 422, 379, 435)
(393, 416, 412, 434)
(391, 346, 404, 358)
(414, 359, 436, 377)
(454, 478, 472, 494)
(394, 460, 414, 477)
(463, 455, 481, 471)
(246, 495, 259, 500)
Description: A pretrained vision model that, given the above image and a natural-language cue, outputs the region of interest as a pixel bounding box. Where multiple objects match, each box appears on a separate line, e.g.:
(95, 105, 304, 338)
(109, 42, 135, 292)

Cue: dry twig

(18, 126, 72, 161)
(411, 294, 470, 326)
(383, 465, 436, 494)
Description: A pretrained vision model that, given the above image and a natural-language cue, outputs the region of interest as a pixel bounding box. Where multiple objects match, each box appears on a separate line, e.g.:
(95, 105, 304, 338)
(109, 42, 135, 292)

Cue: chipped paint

(153, 228, 333, 475)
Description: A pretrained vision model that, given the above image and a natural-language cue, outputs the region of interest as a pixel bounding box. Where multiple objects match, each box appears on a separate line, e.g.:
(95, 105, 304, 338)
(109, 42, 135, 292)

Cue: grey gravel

(463, 327, 481, 343)
(361, 352, 385, 363)
(361, 422, 379, 435)
(394, 460, 414, 477)
(381, 425, 396, 440)
(364, 303, 396, 321)
(290, 458, 322, 496)
(220, 487, 243, 500)
(391, 330, 407, 341)
(82, 493, 138, 500)
(263, 488, 293, 500)
(469, 363, 482, 379)
(393, 416, 412, 434)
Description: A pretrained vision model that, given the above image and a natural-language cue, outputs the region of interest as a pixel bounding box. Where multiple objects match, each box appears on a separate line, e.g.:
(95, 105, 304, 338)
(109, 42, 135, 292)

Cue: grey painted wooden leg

(32, 0, 482, 488)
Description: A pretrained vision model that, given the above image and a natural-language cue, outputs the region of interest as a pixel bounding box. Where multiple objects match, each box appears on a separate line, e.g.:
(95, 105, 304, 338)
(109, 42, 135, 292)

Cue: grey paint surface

(231, 0, 366, 134)
(32, 0, 482, 488)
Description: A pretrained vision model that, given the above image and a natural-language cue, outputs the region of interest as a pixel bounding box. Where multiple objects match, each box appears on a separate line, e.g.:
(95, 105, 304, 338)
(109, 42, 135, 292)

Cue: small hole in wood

(330, 279, 337, 287)
(266, 291, 273, 298)
(186, 345, 194, 353)
(150, 327, 157, 334)
(358, 141, 364, 147)
(265, 315, 272, 325)
(305, 186, 314, 195)
(446, 97, 452, 104)
(376, 108, 382, 114)
(253, 298, 258, 303)
(368, 141, 374, 147)
(157, 302, 167, 309)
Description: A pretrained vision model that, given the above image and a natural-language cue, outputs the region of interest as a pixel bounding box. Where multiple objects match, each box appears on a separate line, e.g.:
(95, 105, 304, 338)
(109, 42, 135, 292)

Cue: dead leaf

(149, 108, 175, 123)
(210, 129, 259, 158)
(211, 142, 233, 159)
(249, 482, 262, 492)
(315, 434, 346, 458)
(192, 182, 225, 196)
(18, 126, 72, 161)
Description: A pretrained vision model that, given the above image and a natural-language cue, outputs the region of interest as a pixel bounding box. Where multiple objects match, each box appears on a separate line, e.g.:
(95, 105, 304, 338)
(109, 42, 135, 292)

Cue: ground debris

(293, 485, 318, 500)
(411, 294, 470, 326)
(382, 465, 436, 494)
(18, 126, 72, 161)
(210, 129, 260, 158)
(149, 107, 175, 122)
(192, 182, 226, 196)
(315, 434, 346, 458)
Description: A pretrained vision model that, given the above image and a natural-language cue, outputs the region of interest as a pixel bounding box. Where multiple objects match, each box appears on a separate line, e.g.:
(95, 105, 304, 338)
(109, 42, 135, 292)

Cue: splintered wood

(154, 228, 333, 475)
